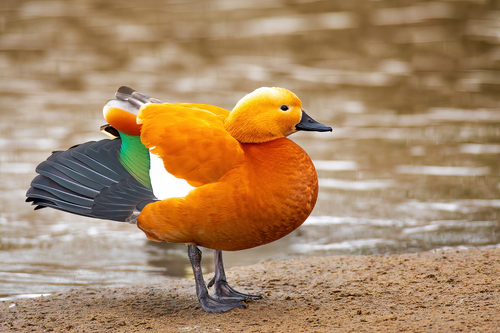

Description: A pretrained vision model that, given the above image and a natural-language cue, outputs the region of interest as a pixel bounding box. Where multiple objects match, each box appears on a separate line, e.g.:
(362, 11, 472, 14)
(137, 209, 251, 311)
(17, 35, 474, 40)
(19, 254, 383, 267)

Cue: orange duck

(26, 86, 332, 312)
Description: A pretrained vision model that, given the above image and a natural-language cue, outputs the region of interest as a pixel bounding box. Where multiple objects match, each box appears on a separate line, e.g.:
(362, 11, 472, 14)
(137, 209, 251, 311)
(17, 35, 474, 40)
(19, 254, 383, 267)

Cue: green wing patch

(118, 132, 152, 189)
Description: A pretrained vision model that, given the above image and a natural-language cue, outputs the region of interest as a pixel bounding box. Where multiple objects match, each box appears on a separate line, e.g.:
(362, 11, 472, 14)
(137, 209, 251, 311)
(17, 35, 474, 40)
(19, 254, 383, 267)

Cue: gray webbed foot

(207, 250, 262, 301)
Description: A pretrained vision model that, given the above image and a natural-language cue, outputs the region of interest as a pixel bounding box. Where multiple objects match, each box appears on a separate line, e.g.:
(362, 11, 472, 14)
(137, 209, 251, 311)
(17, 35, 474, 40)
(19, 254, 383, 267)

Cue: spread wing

(138, 103, 245, 187)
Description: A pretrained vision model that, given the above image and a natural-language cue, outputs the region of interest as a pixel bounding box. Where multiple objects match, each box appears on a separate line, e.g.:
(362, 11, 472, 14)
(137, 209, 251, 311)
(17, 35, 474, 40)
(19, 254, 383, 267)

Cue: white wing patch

(149, 151, 194, 200)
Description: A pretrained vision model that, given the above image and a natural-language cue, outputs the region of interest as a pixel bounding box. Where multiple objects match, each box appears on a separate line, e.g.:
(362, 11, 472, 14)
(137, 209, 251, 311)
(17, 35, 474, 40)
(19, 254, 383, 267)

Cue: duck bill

(295, 110, 332, 132)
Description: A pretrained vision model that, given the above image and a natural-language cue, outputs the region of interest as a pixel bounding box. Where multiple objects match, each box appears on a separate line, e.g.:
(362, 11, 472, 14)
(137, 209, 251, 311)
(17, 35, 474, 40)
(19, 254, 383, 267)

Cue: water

(1, 0, 500, 301)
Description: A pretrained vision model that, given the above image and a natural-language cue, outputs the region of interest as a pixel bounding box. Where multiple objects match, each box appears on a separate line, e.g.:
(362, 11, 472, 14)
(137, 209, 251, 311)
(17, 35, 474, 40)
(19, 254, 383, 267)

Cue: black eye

(280, 105, 289, 111)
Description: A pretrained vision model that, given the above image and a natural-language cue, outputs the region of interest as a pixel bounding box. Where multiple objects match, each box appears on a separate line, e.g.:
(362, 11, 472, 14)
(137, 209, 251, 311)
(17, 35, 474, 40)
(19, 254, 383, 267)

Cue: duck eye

(280, 105, 289, 111)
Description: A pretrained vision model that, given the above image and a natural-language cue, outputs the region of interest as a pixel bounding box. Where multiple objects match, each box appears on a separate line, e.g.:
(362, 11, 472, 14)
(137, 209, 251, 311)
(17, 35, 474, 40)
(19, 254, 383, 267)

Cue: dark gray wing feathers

(26, 139, 157, 222)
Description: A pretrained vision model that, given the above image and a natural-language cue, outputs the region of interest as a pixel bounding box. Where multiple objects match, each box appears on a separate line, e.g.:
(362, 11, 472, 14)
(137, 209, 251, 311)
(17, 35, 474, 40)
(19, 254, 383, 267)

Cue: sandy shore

(1, 248, 499, 332)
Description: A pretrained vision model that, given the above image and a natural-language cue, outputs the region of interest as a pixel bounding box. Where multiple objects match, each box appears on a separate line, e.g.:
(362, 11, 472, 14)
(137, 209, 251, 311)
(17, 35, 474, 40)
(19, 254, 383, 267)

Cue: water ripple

(396, 165, 490, 176)
(319, 178, 396, 191)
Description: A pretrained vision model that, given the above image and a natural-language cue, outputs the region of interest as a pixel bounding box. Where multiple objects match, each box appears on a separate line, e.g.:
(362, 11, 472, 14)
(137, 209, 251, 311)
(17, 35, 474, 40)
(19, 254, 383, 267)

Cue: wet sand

(1, 247, 499, 332)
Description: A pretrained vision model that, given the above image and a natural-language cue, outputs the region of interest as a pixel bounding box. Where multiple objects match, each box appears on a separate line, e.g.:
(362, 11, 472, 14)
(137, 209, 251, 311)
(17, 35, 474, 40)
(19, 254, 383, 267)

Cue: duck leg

(207, 250, 262, 301)
(187, 245, 246, 313)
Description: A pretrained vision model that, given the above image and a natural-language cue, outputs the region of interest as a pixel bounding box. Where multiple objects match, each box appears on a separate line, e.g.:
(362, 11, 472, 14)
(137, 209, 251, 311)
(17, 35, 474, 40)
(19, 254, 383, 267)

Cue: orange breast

(137, 138, 318, 251)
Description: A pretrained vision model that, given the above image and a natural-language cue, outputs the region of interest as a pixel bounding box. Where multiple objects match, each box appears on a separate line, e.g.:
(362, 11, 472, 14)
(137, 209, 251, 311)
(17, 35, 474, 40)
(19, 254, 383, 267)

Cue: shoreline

(2, 247, 499, 332)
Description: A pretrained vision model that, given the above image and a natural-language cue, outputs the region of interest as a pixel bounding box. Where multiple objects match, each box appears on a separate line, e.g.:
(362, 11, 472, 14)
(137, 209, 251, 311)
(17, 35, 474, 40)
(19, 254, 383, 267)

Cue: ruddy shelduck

(26, 86, 332, 312)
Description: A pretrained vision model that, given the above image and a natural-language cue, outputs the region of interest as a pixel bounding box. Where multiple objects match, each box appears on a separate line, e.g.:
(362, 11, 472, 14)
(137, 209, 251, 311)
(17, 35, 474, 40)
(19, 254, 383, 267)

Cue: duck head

(224, 87, 332, 144)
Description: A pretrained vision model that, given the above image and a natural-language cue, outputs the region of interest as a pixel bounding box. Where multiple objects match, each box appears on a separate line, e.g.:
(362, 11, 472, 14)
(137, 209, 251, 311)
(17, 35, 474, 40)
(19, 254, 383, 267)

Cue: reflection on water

(1, 0, 499, 300)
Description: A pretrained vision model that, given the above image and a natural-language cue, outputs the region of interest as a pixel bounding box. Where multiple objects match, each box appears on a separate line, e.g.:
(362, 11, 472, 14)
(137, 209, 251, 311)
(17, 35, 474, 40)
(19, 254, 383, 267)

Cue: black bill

(295, 110, 332, 132)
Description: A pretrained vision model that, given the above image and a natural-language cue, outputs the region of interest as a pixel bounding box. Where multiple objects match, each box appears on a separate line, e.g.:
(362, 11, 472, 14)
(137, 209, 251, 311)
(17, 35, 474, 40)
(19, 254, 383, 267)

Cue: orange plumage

(138, 138, 318, 250)
(137, 103, 243, 187)
(130, 87, 322, 251)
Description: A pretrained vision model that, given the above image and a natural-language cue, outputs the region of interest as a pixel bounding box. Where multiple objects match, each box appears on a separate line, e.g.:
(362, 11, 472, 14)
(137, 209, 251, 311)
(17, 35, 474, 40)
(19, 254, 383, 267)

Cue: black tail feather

(27, 176, 95, 206)
(26, 139, 157, 222)
(115, 86, 163, 107)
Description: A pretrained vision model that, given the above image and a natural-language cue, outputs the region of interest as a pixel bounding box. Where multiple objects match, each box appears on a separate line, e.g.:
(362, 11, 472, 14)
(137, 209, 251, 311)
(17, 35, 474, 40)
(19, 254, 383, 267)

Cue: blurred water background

(1, 0, 499, 301)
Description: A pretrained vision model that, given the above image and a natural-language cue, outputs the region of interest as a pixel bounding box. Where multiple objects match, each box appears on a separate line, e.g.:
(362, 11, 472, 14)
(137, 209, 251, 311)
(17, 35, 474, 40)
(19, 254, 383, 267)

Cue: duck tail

(102, 86, 164, 137)
(103, 86, 163, 122)
(115, 86, 163, 106)
(26, 138, 157, 223)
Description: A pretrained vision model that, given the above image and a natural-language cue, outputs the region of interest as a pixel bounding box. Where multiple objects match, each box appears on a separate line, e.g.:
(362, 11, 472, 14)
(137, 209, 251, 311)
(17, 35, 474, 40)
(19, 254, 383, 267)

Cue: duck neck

(224, 116, 281, 144)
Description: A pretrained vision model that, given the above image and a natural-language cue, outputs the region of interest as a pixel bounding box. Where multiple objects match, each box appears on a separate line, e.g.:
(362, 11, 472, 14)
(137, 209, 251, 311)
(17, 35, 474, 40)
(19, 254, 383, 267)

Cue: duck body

(26, 86, 331, 312)
(139, 137, 318, 251)
(103, 88, 321, 251)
